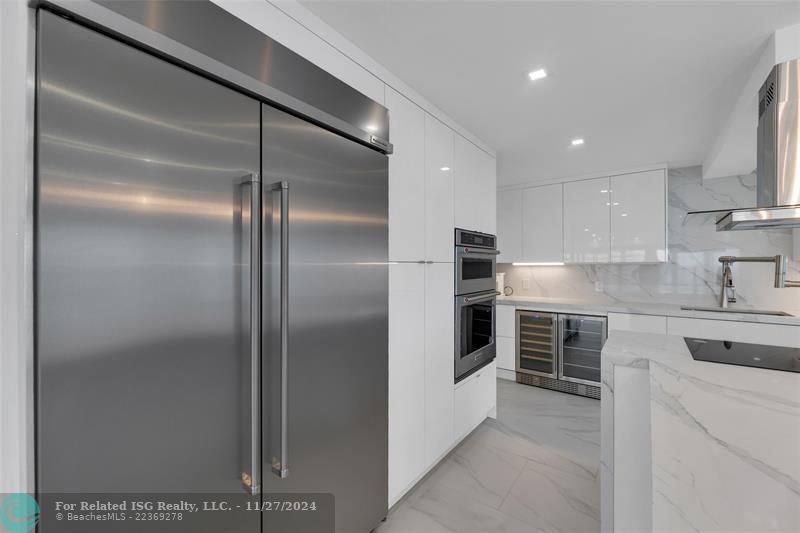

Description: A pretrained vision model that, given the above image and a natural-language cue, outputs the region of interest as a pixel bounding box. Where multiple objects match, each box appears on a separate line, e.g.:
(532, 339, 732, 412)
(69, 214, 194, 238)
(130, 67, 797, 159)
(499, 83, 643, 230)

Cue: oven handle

(461, 248, 501, 256)
(462, 291, 501, 305)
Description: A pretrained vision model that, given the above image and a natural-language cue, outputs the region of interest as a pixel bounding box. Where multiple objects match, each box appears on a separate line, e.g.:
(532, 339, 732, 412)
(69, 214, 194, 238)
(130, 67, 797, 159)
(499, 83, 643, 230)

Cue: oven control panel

(455, 228, 496, 249)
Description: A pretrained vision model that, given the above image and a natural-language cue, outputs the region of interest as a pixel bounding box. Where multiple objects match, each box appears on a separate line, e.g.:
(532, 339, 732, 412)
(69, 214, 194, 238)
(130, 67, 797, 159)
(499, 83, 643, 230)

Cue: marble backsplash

(498, 166, 800, 314)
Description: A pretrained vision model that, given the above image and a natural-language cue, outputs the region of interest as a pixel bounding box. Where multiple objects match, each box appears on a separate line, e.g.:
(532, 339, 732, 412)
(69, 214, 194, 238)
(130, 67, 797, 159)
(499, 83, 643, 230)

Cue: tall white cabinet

(424, 264, 454, 464)
(386, 90, 496, 506)
(386, 87, 425, 262)
(424, 115, 455, 262)
(387, 263, 426, 502)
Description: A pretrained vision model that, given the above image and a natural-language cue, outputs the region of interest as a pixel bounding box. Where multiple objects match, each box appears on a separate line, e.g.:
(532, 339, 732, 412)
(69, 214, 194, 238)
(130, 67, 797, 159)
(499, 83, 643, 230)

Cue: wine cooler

(515, 310, 606, 399)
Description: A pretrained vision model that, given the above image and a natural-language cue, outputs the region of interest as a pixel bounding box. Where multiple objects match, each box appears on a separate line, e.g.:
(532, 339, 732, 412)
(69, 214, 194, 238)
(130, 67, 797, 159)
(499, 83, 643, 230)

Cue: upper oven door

(455, 246, 498, 295)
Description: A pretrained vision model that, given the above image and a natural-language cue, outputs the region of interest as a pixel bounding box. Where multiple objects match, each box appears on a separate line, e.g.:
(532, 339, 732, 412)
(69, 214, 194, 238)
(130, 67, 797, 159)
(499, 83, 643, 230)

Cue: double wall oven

(455, 229, 499, 382)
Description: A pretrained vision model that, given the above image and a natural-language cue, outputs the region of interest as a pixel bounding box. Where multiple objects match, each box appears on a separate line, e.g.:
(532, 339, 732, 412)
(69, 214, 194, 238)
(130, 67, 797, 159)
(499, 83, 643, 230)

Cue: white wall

(0, 0, 35, 493)
(703, 24, 800, 180)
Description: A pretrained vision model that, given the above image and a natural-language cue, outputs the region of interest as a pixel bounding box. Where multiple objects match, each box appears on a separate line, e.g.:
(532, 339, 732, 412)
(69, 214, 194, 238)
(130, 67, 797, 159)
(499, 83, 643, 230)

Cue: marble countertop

(600, 330, 800, 532)
(496, 295, 800, 326)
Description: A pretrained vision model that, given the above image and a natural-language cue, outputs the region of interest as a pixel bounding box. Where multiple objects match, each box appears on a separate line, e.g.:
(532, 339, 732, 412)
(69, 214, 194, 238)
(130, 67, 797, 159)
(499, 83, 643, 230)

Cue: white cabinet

(386, 87, 425, 262)
(496, 337, 515, 372)
(388, 263, 426, 503)
(454, 362, 497, 440)
(455, 135, 496, 234)
(502, 168, 666, 265)
(387, 90, 456, 263)
(608, 313, 667, 335)
(424, 263, 454, 464)
(496, 304, 516, 338)
(667, 317, 800, 347)
(522, 184, 564, 263)
(564, 177, 611, 263)
(496, 305, 517, 372)
(424, 115, 455, 262)
(610, 170, 667, 263)
(497, 189, 522, 263)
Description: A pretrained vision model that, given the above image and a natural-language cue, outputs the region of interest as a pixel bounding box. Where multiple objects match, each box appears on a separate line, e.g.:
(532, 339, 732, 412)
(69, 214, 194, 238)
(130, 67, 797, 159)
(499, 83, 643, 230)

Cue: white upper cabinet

(563, 177, 611, 263)
(497, 189, 522, 263)
(386, 87, 425, 262)
(455, 135, 496, 235)
(424, 115, 455, 262)
(610, 169, 667, 263)
(522, 184, 563, 263)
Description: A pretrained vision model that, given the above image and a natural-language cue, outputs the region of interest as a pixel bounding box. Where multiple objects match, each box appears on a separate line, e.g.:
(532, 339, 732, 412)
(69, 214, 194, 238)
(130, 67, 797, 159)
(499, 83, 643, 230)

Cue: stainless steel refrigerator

(36, 9, 388, 533)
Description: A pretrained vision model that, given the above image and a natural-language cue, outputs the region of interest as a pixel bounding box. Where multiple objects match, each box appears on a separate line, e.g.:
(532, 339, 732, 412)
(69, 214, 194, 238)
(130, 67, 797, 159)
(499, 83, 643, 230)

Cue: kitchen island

(601, 331, 800, 533)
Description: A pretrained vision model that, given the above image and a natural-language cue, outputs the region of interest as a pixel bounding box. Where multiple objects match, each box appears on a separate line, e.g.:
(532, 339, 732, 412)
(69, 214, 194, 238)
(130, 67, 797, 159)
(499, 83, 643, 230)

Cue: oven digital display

(459, 232, 495, 248)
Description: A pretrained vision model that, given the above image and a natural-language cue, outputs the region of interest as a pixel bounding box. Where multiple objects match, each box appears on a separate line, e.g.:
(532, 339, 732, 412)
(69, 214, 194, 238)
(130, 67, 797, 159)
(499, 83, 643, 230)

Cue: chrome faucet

(720, 259, 736, 308)
(718, 255, 800, 309)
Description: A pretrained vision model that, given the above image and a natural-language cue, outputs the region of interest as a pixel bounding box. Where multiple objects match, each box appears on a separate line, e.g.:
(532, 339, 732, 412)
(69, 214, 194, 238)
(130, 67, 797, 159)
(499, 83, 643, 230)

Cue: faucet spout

(719, 261, 736, 308)
(717, 255, 799, 307)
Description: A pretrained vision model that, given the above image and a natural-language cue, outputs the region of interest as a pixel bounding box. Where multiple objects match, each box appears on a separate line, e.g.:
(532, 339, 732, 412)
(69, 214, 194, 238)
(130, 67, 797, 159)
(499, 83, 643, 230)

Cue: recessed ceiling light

(528, 69, 547, 81)
(365, 124, 378, 132)
(571, 138, 585, 146)
(621, 213, 628, 217)
(440, 166, 451, 171)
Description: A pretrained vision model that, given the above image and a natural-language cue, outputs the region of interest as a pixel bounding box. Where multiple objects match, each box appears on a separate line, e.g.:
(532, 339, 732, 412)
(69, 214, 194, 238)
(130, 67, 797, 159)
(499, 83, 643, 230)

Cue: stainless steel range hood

(716, 59, 800, 231)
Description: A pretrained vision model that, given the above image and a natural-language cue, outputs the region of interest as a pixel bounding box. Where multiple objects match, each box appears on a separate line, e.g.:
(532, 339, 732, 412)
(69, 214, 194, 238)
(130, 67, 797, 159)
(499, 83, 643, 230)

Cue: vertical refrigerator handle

(271, 181, 290, 479)
(240, 173, 261, 495)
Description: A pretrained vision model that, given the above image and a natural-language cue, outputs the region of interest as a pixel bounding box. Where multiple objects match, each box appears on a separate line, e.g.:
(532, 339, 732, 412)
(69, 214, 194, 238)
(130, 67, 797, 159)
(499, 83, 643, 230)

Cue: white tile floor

(378, 379, 601, 533)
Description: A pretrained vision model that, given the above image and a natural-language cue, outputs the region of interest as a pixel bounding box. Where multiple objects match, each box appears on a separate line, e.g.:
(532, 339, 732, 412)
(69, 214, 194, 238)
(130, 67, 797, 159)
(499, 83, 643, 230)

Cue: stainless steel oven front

(455, 290, 497, 382)
(455, 229, 498, 296)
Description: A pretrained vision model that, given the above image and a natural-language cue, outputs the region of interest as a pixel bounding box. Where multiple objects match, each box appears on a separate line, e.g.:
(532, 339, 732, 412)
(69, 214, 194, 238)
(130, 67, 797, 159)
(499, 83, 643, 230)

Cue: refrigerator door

(260, 103, 389, 533)
(36, 8, 261, 509)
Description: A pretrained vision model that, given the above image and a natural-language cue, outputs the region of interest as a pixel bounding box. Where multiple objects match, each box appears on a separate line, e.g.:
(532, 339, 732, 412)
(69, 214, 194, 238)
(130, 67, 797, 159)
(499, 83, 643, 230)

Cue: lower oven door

(455, 290, 498, 382)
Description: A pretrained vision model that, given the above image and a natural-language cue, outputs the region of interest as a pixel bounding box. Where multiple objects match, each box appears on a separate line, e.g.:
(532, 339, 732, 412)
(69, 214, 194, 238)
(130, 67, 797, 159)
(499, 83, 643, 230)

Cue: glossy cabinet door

(496, 304, 517, 338)
(496, 337, 516, 371)
(522, 184, 564, 263)
(386, 87, 425, 262)
(424, 114, 455, 262)
(497, 189, 522, 263)
(607, 313, 667, 335)
(610, 169, 667, 263)
(455, 135, 497, 234)
(558, 315, 606, 385)
(453, 362, 496, 440)
(480, 149, 498, 235)
(388, 263, 425, 504)
(496, 304, 517, 372)
(424, 263, 454, 464)
(563, 177, 611, 263)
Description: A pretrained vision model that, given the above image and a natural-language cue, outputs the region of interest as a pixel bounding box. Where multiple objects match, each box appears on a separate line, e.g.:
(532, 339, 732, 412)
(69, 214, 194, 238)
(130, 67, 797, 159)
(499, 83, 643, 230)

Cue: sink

(680, 306, 793, 317)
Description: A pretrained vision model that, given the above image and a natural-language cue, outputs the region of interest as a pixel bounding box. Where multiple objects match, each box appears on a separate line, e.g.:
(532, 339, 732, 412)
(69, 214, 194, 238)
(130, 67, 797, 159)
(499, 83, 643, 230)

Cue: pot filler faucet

(718, 255, 800, 308)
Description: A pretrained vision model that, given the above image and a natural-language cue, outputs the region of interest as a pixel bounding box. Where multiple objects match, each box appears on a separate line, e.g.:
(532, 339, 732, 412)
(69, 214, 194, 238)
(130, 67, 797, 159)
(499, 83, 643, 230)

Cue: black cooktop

(684, 337, 800, 373)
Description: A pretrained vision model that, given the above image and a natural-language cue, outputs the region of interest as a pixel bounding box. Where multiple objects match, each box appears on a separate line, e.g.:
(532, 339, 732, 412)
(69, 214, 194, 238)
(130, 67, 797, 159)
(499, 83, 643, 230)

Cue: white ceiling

(298, 0, 800, 187)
